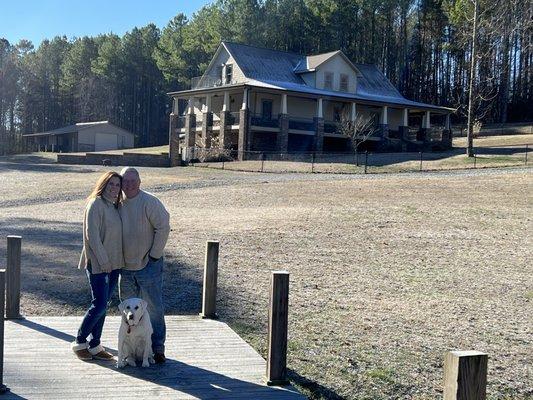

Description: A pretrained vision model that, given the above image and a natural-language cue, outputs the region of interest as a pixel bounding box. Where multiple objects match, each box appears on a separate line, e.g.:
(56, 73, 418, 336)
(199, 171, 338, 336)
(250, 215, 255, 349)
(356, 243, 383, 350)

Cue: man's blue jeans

(119, 257, 166, 353)
(76, 266, 120, 348)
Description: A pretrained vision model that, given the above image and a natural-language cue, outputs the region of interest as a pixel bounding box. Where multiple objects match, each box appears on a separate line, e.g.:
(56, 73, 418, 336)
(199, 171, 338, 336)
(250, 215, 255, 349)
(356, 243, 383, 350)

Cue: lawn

(0, 154, 531, 399)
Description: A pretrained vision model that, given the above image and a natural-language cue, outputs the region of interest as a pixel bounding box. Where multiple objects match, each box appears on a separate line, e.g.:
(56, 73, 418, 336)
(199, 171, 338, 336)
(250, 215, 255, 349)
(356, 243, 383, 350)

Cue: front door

(262, 100, 273, 120)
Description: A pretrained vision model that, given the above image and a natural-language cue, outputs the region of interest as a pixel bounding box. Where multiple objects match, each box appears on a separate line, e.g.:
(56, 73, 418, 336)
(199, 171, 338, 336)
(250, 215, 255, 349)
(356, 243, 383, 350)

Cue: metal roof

(22, 121, 130, 137)
(170, 42, 453, 112)
(223, 42, 305, 85)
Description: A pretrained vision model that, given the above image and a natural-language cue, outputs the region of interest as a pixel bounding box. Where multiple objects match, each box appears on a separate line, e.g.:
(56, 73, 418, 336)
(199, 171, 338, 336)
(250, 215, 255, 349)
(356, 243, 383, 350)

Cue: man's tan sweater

(78, 196, 124, 273)
(120, 190, 170, 271)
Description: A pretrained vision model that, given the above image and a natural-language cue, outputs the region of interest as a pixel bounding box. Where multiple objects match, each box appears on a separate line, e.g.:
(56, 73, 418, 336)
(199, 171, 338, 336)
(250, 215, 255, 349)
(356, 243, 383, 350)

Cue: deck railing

(251, 114, 279, 128)
(289, 117, 315, 131)
(324, 120, 340, 134)
(190, 76, 238, 89)
(228, 112, 240, 126)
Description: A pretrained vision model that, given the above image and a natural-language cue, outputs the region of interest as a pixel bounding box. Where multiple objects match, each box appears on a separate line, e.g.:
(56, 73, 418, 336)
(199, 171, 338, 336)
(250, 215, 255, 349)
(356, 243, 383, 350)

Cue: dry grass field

(0, 154, 531, 399)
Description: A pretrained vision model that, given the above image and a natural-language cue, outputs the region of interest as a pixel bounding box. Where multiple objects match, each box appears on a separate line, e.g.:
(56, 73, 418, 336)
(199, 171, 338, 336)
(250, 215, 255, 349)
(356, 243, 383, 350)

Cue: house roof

(23, 121, 132, 137)
(170, 42, 453, 113)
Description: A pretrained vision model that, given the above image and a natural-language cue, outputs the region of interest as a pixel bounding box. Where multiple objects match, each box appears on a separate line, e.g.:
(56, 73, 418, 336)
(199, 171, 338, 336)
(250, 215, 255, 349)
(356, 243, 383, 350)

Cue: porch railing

(190, 75, 239, 89)
(228, 112, 240, 126)
(289, 118, 315, 131)
(324, 120, 340, 134)
(251, 114, 279, 128)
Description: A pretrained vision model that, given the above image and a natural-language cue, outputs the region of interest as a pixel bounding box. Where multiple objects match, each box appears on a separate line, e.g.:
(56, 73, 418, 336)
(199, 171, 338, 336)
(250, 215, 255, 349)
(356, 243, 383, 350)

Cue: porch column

(241, 88, 248, 110)
(350, 103, 357, 122)
(219, 91, 230, 149)
(222, 91, 229, 112)
(314, 98, 324, 153)
(238, 88, 250, 161)
(398, 108, 409, 144)
(417, 111, 428, 142)
(379, 105, 389, 144)
(202, 94, 213, 148)
(442, 113, 453, 149)
(278, 93, 289, 153)
(169, 112, 181, 166)
(185, 97, 196, 161)
(425, 111, 431, 129)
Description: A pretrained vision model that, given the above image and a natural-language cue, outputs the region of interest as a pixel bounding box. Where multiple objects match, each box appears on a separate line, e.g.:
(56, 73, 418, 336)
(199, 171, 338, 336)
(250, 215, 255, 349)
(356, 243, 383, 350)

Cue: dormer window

(340, 74, 349, 92)
(225, 64, 233, 84)
(324, 72, 333, 90)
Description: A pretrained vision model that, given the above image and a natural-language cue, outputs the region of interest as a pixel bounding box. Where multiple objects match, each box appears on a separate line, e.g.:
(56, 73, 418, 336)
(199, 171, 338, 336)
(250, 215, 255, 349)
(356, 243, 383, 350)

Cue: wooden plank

(1, 316, 305, 399)
(444, 350, 488, 400)
(0, 270, 7, 393)
(200, 241, 219, 319)
(266, 271, 290, 386)
(6, 236, 21, 319)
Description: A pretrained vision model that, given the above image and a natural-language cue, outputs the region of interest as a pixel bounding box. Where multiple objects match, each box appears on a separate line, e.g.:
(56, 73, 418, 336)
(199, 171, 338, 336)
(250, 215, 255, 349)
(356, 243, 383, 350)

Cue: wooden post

(200, 241, 219, 319)
(6, 235, 22, 320)
(444, 350, 488, 400)
(266, 271, 289, 386)
(0, 269, 8, 393)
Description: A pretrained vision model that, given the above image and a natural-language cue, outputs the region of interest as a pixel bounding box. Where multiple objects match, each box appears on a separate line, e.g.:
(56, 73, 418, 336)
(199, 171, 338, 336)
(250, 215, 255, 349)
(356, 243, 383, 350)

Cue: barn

(23, 121, 135, 152)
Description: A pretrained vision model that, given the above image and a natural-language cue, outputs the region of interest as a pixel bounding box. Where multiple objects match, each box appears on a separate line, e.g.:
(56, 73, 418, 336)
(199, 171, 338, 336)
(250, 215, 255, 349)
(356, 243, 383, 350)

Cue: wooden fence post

(200, 241, 219, 319)
(266, 271, 290, 386)
(444, 350, 488, 400)
(0, 269, 8, 393)
(6, 236, 22, 320)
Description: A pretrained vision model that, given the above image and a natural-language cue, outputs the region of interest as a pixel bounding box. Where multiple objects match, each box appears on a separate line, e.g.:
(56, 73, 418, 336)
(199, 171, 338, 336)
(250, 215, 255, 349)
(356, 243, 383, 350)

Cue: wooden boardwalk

(2, 316, 305, 399)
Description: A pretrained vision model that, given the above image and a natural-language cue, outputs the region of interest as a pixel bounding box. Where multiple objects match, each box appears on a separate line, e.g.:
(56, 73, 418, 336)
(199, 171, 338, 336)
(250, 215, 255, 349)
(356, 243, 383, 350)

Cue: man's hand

(100, 262, 112, 273)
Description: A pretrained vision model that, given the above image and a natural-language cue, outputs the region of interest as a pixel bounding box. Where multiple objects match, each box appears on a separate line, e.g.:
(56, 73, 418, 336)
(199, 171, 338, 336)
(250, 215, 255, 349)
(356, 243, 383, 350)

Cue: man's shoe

(72, 341, 92, 361)
(88, 344, 115, 361)
(154, 353, 166, 364)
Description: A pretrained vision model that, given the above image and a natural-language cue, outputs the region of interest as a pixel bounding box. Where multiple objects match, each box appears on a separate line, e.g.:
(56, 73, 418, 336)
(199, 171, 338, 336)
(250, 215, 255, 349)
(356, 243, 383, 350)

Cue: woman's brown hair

(87, 171, 123, 207)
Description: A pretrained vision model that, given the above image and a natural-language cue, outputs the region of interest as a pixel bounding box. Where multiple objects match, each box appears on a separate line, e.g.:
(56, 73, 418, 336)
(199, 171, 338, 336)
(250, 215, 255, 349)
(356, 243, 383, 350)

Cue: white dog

(117, 298, 155, 368)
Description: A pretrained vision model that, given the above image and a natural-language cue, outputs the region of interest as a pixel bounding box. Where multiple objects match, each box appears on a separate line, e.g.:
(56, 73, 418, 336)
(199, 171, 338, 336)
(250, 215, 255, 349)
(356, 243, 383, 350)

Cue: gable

(201, 44, 246, 86)
(315, 54, 358, 93)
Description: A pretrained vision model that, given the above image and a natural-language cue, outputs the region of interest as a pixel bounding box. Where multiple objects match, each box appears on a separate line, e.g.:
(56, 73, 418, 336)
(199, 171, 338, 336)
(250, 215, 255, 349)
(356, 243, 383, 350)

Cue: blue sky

(0, 0, 213, 46)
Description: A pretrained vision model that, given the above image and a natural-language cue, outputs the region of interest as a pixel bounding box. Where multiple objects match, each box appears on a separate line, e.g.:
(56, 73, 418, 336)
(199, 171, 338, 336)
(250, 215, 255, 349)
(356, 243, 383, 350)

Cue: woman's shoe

(88, 344, 114, 361)
(72, 341, 92, 361)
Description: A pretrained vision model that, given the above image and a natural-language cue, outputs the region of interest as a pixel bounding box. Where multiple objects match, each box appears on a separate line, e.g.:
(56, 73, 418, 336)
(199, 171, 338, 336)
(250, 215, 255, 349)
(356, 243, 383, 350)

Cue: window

(340, 74, 349, 92)
(225, 64, 233, 84)
(262, 100, 273, 120)
(324, 72, 333, 90)
(216, 66, 223, 85)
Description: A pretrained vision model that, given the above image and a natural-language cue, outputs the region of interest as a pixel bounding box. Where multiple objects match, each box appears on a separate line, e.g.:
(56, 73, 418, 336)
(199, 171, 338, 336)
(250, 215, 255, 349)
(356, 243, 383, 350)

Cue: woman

(72, 171, 124, 361)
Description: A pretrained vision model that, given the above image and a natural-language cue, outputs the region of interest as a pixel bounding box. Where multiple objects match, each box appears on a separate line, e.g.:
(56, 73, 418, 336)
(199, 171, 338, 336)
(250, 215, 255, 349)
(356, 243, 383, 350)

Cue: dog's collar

(126, 314, 144, 334)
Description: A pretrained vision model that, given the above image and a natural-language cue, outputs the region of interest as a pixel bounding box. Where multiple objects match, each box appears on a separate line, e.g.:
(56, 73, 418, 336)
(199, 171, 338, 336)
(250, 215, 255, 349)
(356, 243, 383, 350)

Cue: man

(119, 167, 170, 363)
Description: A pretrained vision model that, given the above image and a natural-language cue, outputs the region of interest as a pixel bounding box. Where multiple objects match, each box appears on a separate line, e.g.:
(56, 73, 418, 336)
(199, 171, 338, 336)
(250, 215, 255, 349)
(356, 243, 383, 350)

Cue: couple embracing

(71, 167, 170, 364)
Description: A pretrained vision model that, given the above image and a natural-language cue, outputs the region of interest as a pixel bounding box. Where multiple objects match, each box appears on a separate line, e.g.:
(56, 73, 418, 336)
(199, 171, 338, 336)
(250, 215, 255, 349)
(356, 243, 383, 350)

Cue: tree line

(0, 0, 531, 147)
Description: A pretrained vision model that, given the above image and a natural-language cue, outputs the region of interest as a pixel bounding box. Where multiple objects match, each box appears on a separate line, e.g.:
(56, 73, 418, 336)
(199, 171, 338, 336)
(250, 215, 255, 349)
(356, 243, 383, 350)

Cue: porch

(168, 86, 453, 165)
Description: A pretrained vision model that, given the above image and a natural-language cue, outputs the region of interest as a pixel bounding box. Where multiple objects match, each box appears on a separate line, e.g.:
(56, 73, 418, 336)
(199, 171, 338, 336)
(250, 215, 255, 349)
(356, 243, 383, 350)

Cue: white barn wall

(78, 124, 134, 151)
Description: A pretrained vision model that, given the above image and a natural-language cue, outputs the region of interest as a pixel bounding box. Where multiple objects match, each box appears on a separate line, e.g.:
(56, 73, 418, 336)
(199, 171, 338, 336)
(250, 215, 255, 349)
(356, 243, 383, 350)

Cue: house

(23, 121, 135, 153)
(167, 42, 454, 165)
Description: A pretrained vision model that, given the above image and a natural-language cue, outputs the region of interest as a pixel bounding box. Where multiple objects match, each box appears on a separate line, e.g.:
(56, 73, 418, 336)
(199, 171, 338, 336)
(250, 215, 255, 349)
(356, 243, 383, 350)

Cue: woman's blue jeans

(76, 266, 120, 348)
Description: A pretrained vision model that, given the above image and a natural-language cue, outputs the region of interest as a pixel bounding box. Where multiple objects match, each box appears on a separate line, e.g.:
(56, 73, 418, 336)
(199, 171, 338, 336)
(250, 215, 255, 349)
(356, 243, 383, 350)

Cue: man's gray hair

(120, 167, 140, 179)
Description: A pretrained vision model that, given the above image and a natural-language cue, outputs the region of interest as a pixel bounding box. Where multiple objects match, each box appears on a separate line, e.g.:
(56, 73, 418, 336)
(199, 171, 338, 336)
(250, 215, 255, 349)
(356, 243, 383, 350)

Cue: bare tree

(338, 112, 380, 165)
